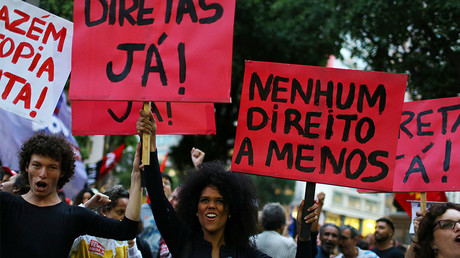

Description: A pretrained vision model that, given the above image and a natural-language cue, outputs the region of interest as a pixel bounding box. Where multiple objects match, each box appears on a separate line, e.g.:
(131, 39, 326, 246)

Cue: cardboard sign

(394, 97, 460, 192)
(72, 101, 216, 135)
(69, 0, 235, 102)
(0, 0, 72, 125)
(231, 61, 407, 192)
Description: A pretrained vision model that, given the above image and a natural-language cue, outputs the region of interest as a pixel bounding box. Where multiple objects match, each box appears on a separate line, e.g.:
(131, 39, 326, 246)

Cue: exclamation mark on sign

(178, 42, 186, 95)
(166, 102, 172, 125)
(29, 86, 48, 118)
(442, 139, 451, 183)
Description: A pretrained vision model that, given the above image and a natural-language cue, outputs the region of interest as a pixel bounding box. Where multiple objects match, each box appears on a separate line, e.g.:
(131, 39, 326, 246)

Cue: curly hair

(19, 133, 76, 189)
(176, 161, 259, 249)
(414, 202, 460, 258)
(96, 185, 129, 215)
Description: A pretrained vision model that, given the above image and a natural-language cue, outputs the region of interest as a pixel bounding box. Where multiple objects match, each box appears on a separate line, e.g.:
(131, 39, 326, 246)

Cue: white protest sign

(0, 0, 72, 125)
(409, 200, 447, 234)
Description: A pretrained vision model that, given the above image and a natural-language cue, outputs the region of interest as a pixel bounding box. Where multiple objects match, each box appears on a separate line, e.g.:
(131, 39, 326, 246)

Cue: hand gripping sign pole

(299, 182, 316, 240)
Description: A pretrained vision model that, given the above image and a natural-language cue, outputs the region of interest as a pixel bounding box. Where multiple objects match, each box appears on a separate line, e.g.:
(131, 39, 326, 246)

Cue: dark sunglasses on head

(435, 219, 460, 230)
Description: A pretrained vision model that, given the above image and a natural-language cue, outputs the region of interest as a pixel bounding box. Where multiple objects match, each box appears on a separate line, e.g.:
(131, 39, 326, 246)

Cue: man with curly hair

(0, 133, 142, 258)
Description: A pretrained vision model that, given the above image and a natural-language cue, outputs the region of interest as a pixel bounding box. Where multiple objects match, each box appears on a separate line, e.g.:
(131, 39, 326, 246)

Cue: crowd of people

(1, 110, 459, 258)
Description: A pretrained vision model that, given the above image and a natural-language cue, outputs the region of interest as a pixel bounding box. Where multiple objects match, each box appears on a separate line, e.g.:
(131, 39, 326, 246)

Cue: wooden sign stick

(142, 102, 151, 165)
(420, 192, 427, 212)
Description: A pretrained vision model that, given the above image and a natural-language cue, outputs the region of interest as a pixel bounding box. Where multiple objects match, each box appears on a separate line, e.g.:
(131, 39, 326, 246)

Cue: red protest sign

(394, 97, 460, 192)
(231, 61, 407, 192)
(72, 101, 215, 135)
(69, 0, 235, 102)
(0, 0, 72, 125)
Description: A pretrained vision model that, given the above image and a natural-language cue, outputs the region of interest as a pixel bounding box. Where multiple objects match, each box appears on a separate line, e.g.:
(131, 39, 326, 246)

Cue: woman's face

(102, 197, 129, 221)
(432, 208, 460, 258)
(197, 186, 229, 238)
(82, 192, 92, 204)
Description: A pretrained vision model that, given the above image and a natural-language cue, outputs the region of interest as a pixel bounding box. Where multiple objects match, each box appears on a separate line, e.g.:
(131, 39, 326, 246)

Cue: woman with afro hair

(137, 109, 318, 258)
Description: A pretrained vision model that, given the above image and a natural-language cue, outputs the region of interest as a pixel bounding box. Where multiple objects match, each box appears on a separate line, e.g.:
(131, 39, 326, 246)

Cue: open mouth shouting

(35, 181, 48, 191)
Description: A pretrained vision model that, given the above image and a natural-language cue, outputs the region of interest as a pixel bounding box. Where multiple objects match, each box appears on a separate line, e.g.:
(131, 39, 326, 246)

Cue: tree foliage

(335, 0, 460, 100)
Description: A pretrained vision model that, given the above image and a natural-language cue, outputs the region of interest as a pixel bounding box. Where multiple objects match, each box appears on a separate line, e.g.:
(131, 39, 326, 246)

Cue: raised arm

(124, 142, 142, 221)
(190, 147, 205, 169)
(405, 210, 425, 258)
(296, 200, 319, 258)
(136, 109, 189, 255)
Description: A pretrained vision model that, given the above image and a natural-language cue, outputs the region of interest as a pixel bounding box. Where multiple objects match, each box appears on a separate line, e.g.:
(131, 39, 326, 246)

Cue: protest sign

(394, 96, 460, 192)
(0, 0, 72, 125)
(231, 61, 407, 192)
(71, 101, 216, 135)
(69, 0, 235, 102)
(0, 92, 86, 199)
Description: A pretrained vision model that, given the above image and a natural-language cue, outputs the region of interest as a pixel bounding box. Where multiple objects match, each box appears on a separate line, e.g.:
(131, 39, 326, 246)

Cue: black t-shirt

(0, 192, 139, 258)
(371, 246, 404, 258)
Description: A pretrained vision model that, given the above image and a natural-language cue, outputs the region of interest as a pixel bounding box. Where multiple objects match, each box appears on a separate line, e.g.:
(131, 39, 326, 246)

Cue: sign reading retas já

(70, 0, 235, 102)
(394, 97, 460, 192)
(0, 0, 72, 125)
(231, 61, 407, 192)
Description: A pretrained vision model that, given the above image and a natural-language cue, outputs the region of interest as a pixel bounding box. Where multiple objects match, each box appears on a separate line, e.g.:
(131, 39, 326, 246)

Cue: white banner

(0, 0, 72, 125)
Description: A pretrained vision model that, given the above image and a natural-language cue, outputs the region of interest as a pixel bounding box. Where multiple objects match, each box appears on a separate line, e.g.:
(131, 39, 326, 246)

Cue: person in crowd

(316, 223, 340, 258)
(1, 164, 16, 183)
(253, 202, 298, 257)
(73, 186, 95, 206)
(158, 147, 205, 258)
(70, 185, 142, 257)
(138, 173, 172, 257)
(335, 225, 379, 258)
(406, 202, 460, 258)
(371, 218, 404, 258)
(356, 239, 370, 251)
(365, 234, 375, 249)
(0, 133, 142, 258)
(137, 110, 319, 257)
(0, 171, 29, 195)
(139, 147, 204, 257)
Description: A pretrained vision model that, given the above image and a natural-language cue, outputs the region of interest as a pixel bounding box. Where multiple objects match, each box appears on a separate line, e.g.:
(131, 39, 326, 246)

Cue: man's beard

(321, 242, 336, 254)
(374, 233, 390, 243)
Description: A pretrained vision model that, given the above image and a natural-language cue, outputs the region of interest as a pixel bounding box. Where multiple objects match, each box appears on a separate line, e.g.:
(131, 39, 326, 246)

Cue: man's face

(320, 225, 339, 254)
(338, 228, 356, 256)
(26, 154, 62, 199)
(162, 177, 172, 199)
(374, 221, 392, 243)
(169, 187, 180, 209)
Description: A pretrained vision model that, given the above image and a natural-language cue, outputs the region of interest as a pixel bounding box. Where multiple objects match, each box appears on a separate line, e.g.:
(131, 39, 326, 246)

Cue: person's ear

(12, 187, 20, 195)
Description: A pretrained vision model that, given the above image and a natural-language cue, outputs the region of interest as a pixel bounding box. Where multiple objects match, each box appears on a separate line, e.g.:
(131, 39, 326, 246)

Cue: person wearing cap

(1, 164, 16, 183)
(371, 218, 404, 258)
(0, 133, 142, 258)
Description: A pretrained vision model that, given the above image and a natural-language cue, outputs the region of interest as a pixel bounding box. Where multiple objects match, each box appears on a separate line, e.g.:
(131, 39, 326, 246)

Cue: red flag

(395, 192, 448, 217)
(160, 153, 169, 173)
(97, 144, 125, 180)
